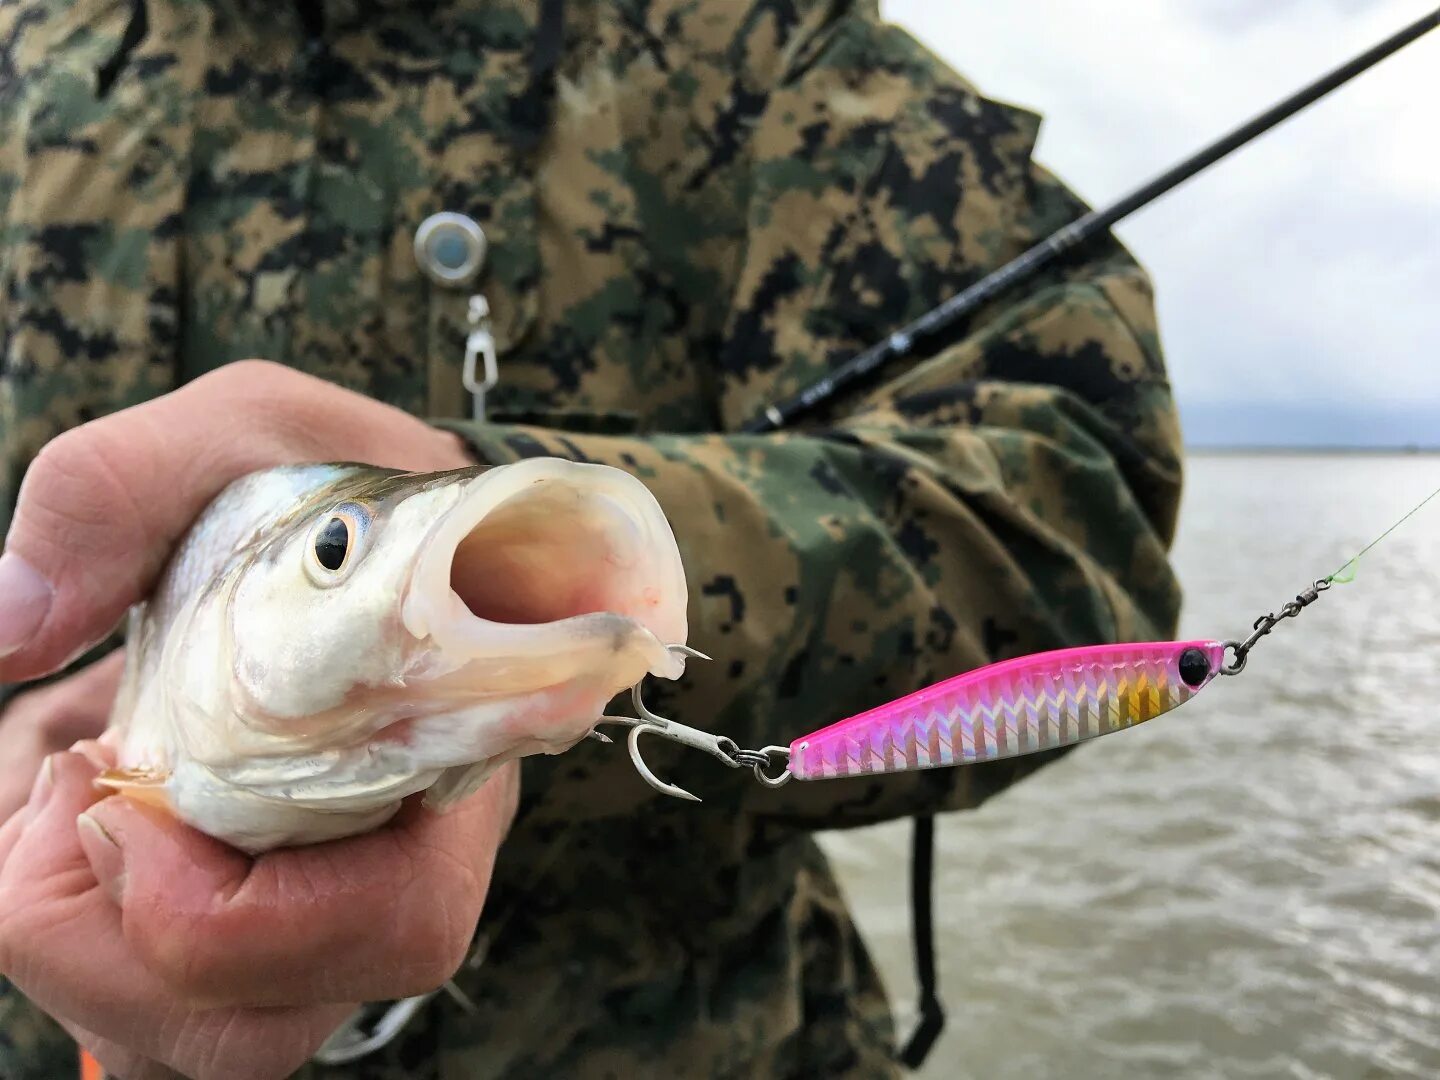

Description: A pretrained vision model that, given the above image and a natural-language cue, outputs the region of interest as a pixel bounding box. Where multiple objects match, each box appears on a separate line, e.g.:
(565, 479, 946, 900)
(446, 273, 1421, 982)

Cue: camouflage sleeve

(436, 5, 1185, 832)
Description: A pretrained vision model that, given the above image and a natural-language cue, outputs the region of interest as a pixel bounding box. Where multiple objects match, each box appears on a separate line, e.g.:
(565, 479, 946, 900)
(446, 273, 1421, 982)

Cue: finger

(84, 762, 518, 1007)
(64, 1003, 350, 1080)
(0, 752, 67, 865)
(0, 650, 127, 747)
(1, 752, 110, 875)
(0, 361, 471, 681)
(0, 653, 127, 822)
(62, 1009, 350, 1080)
(0, 755, 349, 1079)
(0, 802, 31, 865)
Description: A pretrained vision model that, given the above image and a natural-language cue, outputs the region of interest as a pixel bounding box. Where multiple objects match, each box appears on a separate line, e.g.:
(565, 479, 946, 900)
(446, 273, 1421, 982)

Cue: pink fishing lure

(606, 484, 1440, 797)
(787, 640, 1228, 781)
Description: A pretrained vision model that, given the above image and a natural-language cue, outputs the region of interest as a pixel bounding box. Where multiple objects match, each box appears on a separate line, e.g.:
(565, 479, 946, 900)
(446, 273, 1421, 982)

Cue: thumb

(77, 794, 254, 971)
(0, 368, 300, 678)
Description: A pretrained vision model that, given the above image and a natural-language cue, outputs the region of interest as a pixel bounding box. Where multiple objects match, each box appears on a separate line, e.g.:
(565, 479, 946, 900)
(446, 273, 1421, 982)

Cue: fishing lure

(602, 618, 1283, 797)
(608, 485, 1438, 800)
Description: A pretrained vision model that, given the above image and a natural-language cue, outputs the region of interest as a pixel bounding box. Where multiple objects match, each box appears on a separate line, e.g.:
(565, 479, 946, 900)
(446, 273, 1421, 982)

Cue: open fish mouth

(402, 457, 688, 685)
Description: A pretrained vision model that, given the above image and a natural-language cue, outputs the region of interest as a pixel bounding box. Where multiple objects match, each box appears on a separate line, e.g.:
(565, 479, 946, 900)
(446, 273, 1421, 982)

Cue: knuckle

(184, 362, 325, 461)
(133, 913, 237, 1003)
(23, 429, 108, 517)
(199, 359, 305, 397)
(18, 425, 150, 556)
(137, 929, 203, 996)
(36, 702, 101, 751)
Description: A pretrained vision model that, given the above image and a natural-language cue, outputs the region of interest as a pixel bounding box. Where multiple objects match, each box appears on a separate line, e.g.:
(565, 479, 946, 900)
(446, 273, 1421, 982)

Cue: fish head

(115, 457, 690, 848)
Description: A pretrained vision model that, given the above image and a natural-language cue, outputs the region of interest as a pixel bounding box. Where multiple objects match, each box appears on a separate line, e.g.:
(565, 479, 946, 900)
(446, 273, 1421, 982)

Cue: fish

(98, 457, 690, 853)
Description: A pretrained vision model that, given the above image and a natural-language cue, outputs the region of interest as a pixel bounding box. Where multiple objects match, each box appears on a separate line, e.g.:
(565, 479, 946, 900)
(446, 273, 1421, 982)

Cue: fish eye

(314, 517, 351, 571)
(305, 505, 369, 584)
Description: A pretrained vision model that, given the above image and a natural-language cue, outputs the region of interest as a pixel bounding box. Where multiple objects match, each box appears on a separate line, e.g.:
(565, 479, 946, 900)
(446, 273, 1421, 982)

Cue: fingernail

(77, 811, 126, 905)
(29, 755, 56, 806)
(0, 553, 52, 658)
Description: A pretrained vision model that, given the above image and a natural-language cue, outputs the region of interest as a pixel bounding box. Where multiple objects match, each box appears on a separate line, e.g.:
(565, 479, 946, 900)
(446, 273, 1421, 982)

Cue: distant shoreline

(1186, 445, 1439, 455)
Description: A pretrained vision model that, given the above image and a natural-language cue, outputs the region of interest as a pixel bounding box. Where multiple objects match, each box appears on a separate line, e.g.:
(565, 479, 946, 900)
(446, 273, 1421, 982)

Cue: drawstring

(510, 0, 565, 153)
(294, 0, 334, 97)
(95, 0, 148, 98)
(898, 814, 945, 1069)
(295, 0, 325, 40)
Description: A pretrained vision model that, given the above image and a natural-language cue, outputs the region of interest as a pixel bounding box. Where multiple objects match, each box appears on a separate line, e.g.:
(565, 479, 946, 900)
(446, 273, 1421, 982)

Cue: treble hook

(591, 644, 795, 799)
(591, 644, 755, 801)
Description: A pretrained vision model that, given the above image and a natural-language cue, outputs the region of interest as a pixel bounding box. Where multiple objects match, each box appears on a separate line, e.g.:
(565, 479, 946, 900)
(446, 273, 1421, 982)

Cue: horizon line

(1185, 444, 1439, 454)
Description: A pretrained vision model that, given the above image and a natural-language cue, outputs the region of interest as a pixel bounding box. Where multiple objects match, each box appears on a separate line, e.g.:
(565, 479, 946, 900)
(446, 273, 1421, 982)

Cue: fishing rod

(743, 5, 1440, 435)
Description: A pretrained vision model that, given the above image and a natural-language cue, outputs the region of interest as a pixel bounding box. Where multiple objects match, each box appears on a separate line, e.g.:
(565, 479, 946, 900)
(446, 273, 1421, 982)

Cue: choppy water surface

(819, 454, 1440, 1079)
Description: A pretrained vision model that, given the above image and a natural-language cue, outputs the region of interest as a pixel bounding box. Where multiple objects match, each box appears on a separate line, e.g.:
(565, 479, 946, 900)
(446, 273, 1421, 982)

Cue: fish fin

(95, 767, 174, 812)
(423, 762, 500, 812)
(106, 604, 148, 731)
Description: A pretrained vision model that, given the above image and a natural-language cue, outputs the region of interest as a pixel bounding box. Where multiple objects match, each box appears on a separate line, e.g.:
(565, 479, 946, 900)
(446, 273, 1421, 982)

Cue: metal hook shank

(626, 723, 740, 802)
(592, 644, 741, 802)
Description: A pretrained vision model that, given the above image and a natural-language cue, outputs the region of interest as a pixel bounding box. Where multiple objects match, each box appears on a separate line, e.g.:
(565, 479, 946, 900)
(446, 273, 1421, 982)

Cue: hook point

(627, 723, 705, 802)
(668, 643, 712, 663)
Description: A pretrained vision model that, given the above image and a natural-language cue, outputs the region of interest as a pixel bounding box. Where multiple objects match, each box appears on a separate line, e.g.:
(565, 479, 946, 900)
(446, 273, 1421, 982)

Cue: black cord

(96, 0, 148, 98)
(510, 0, 565, 152)
(898, 813, 945, 1069)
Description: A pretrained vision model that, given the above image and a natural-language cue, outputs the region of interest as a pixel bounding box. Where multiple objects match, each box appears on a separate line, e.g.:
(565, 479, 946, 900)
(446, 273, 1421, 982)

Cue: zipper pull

(463, 294, 498, 421)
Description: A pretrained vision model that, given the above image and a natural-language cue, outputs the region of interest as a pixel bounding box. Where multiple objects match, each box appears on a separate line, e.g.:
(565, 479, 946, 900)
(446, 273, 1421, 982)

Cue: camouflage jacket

(0, 0, 1185, 1076)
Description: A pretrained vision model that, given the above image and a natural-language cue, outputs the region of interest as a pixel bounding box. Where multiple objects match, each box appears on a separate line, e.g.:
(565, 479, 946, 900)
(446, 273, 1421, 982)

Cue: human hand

(0, 747, 518, 1079)
(0, 651, 124, 822)
(0, 361, 517, 1078)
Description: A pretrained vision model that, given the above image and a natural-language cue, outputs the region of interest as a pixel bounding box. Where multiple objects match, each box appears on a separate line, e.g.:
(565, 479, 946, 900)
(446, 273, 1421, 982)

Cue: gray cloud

(1185, 0, 1305, 33)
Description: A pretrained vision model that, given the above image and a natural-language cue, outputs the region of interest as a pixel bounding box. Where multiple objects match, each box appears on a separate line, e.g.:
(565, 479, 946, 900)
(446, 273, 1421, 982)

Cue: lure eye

(1178, 647, 1211, 688)
(305, 504, 369, 584)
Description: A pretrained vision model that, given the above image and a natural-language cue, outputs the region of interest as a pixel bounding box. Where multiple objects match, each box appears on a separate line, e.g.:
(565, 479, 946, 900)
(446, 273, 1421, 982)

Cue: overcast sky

(884, 1, 1439, 447)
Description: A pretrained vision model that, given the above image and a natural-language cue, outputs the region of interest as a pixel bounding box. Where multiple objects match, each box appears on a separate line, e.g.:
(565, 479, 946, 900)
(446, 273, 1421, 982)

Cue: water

(819, 454, 1440, 1079)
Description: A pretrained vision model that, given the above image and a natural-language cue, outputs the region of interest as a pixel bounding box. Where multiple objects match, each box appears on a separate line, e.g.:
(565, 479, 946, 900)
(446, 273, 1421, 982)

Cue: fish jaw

(93, 763, 359, 856)
(209, 456, 687, 745)
(168, 759, 410, 854)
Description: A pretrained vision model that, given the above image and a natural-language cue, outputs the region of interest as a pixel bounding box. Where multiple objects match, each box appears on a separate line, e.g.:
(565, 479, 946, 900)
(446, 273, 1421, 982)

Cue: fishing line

(1326, 483, 1440, 584)
(1219, 482, 1440, 673)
